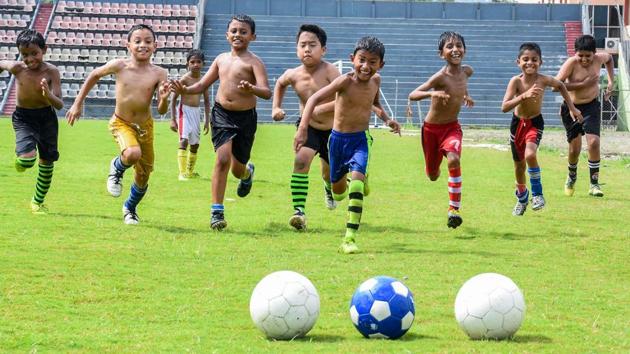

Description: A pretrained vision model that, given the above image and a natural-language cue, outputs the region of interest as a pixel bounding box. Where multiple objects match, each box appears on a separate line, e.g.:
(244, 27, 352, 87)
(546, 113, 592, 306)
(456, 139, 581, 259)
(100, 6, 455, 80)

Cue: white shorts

(177, 103, 201, 145)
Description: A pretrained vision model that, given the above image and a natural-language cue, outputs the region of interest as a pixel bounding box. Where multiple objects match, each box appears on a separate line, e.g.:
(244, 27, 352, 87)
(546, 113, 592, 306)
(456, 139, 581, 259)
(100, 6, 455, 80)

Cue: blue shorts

(328, 130, 372, 183)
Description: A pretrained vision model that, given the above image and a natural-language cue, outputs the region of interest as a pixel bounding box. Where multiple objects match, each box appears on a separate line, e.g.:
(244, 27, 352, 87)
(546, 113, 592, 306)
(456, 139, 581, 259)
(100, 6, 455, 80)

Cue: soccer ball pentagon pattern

(454, 273, 526, 340)
(349, 276, 415, 339)
(249, 271, 320, 340)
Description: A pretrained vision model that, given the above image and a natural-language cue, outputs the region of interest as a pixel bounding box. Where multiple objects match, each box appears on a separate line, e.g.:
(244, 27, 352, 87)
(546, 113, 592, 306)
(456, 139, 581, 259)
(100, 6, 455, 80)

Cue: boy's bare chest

(218, 57, 254, 80)
(117, 70, 158, 93)
(343, 84, 377, 106)
(570, 63, 599, 82)
(438, 75, 468, 96)
(17, 70, 48, 89)
(293, 73, 330, 98)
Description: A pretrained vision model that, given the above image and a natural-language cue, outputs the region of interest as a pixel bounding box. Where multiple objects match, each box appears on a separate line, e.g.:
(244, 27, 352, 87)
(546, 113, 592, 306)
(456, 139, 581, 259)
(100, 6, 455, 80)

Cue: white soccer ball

(454, 273, 526, 340)
(249, 271, 320, 340)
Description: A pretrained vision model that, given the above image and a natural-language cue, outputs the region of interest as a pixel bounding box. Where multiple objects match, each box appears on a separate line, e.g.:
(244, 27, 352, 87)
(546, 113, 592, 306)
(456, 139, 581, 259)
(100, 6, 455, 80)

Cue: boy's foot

(447, 209, 463, 229)
(512, 201, 528, 216)
(324, 188, 337, 210)
(564, 177, 575, 196)
(339, 237, 359, 254)
(30, 201, 49, 214)
(211, 210, 227, 230)
(289, 209, 307, 231)
(531, 195, 546, 211)
(178, 174, 189, 181)
(589, 184, 604, 197)
(122, 206, 139, 225)
(187, 172, 201, 179)
(107, 157, 123, 197)
(15, 159, 27, 173)
(237, 163, 255, 198)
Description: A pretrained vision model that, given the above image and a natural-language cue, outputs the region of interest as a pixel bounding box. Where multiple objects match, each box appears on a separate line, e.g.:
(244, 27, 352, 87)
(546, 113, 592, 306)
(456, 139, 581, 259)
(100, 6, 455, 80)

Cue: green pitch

(1, 119, 628, 352)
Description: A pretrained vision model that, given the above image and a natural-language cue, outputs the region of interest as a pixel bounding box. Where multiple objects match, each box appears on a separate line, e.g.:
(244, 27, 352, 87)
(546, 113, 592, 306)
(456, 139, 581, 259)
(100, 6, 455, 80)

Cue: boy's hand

(158, 81, 170, 101)
(387, 119, 401, 136)
(570, 108, 583, 123)
(463, 95, 474, 108)
(203, 120, 210, 135)
(169, 119, 178, 132)
(584, 73, 600, 86)
(40, 78, 51, 100)
(237, 80, 254, 92)
(272, 107, 286, 121)
(604, 82, 614, 101)
(65, 104, 82, 126)
(293, 127, 307, 153)
(522, 84, 543, 100)
(170, 80, 187, 95)
(432, 91, 450, 105)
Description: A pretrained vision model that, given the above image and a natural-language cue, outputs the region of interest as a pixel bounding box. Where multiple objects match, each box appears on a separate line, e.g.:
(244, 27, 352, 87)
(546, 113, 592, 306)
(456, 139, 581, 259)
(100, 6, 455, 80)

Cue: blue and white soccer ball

(349, 276, 415, 339)
(454, 273, 526, 340)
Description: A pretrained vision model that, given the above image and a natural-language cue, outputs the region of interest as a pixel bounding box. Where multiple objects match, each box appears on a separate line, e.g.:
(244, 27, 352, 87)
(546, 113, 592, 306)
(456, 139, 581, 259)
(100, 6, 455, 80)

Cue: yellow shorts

(108, 115, 154, 178)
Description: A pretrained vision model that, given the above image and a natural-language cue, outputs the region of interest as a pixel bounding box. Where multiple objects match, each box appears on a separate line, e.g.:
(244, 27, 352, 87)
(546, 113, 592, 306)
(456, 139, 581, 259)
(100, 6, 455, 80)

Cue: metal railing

(194, 0, 206, 50)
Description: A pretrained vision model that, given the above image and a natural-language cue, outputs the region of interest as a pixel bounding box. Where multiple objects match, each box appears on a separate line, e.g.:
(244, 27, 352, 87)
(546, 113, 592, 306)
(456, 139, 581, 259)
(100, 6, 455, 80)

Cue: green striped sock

(291, 173, 309, 212)
(345, 180, 364, 239)
(15, 156, 36, 171)
(32, 163, 54, 204)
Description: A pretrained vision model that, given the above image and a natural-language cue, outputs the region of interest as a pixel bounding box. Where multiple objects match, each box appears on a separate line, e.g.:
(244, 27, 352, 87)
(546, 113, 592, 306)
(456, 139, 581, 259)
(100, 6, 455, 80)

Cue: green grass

(1, 118, 629, 352)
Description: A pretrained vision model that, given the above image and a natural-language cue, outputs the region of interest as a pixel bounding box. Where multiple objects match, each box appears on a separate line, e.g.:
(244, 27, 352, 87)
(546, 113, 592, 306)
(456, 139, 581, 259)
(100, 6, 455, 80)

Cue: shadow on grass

(291, 334, 345, 343)
(510, 334, 553, 343)
(399, 332, 439, 341)
(375, 242, 500, 257)
(54, 212, 203, 234)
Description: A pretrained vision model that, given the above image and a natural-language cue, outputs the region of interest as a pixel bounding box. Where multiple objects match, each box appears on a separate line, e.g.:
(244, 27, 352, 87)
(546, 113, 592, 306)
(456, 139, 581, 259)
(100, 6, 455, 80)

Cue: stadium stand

(202, 14, 570, 126)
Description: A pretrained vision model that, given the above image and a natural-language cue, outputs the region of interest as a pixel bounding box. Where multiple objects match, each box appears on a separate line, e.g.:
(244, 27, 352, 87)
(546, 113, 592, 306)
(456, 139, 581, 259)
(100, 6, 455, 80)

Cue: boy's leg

(108, 117, 142, 197)
(340, 172, 364, 254)
(446, 152, 462, 229)
(12, 110, 39, 172)
(586, 134, 603, 197)
(524, 143, 545, 211)
(211, 142, 232, 230)
(289, 146, 317, 231)
(29, 108, 60, 213)
(187, 144, 200, 178)
(421, 124, 442, 181)
(16, 152, 37, 172)
(320, 159, 336, 210)
(513, 160, 529, 216)
(561, 102, 584, 196)
(30, 159, 54, 214)
(177, 138, 189, 180)
(122, 126, 154, 225)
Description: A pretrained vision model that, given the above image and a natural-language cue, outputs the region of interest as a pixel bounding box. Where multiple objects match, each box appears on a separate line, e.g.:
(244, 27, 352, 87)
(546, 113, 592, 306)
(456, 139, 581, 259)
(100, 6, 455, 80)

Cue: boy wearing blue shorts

(295, 36, 401, 254)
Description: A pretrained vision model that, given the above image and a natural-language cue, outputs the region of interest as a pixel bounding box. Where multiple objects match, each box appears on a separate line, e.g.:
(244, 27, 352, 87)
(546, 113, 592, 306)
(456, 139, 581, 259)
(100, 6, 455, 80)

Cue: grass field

(1, 118, 629, 352)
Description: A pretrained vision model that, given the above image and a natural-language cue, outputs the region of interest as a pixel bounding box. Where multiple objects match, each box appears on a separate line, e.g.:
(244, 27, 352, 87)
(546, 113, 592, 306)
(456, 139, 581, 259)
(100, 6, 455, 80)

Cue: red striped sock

(448, 167, 462, 210)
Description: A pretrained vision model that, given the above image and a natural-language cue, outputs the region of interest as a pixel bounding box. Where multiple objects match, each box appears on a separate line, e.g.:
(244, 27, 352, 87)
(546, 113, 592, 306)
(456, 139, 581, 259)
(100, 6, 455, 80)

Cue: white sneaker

(107, 157, 123, 197)
(531, 195, 546, 211)
(324, 188, 337, 210)
(512, 201, 528, 216)
(123, 206, 139, 225)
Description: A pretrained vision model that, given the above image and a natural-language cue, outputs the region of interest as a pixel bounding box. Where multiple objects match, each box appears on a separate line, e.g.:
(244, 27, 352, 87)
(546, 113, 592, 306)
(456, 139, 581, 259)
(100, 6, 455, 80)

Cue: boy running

(0, 29, 63, 213)
(171, 14, 271, 230)
(170, 49, 211, 181)
(555, 34, 614, 197)
(66, 24, 170, 224)
(272, 24, 340, 231)
(295, 36, 401, 254)
(501, 42, 582, 216)
(408, 31, 473, 229)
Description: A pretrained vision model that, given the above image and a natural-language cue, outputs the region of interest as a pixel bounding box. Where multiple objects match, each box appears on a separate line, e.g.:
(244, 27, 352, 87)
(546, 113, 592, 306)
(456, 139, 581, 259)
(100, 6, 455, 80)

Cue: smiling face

(226, 19, 255, 51)
(350, 49, 383, 82)
(126, 28, 156, 61)
(440, 37, 465, 65)
(296, 31, 325, 67)
(575, 50, 595, 68)
(517, 49, 542, 75)
(19, 43, 46, 70)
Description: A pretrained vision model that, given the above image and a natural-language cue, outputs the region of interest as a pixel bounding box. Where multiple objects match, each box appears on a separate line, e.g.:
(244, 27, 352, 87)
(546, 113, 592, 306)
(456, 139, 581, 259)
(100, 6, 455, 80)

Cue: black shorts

(12, 106, 59, 162)
(561, 99, 600, 142)
(211, 102, 257, 164)
(295, 118, 331, 164)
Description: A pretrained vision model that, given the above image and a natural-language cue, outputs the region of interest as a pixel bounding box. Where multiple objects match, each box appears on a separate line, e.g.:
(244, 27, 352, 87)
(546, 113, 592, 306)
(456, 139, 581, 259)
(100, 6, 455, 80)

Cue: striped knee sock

(528, 167, 543, 196)
(113, 156, 131, 173)
(124, 183, 147, 212)
(345, 180, 364, 239)
(290, 173, 309, 212)
(186, 151, 197, 174)
(588, 160, 600, 185)
(515, 183, 529, 203)
(16, 156, 36, 171)
(448, 167, 462, 211)
(32, 163, 54, 204)
(568, 162, 578, 182)
(177, 149, 187, 175)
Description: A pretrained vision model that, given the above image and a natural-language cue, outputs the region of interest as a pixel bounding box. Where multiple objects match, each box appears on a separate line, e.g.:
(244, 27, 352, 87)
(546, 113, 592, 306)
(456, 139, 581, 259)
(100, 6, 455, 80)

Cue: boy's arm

(156, 69, 170, 115)
(372, 79, 401, 135)
(501, 77, 543, 113)
(170, 91, 179, 132)
(0, 60, 22, 74)
(66, 59, 122, 125)
(600, 52, 615, 100)
(272, 69, 291, 121)
(172, 57, 218, 95)
(203, 88, 211, 134)
(547, 76, 583, 122)
(555, 58, 598, 91)
(238, 58, 272, 100)
(41, 67, 63, 110)
(408, 73, 449, 105)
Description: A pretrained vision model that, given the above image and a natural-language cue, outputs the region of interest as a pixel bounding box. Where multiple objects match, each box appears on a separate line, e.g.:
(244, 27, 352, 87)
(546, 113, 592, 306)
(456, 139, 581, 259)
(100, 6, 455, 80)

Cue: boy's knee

(18, 150, 37, 159)
(189, 144, 199, 153)
(293, 158, 307, 172)
(123, 147, 142, 164)
(447, 157, 460, 169)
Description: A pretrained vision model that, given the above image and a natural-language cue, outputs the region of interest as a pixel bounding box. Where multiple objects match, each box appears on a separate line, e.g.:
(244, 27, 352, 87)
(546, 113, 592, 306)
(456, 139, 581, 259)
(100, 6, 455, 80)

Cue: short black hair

(575, 34, 596, 53)
(438, 31, 466, 51)
(229, 14, 255, 34)
(518, 42, 542, 58)
(16, 29, 45, 49)
(127, 24, 156, 41)
(186, 49, 205, 63)
(296, 24, 327, 47)
(353, 36, 385, 61)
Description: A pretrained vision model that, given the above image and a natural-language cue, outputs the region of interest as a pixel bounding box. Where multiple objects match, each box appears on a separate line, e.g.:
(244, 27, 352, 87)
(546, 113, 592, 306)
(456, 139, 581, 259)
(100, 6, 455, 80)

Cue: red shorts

(509, 114, 544, 162)
(421, 121, 462, 176)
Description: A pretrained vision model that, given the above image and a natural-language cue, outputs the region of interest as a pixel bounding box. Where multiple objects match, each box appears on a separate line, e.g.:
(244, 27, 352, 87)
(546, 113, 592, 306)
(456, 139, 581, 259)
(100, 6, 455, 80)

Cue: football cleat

(123, 206, 139, 225)
(211, 210, 227, 230)
(588, 184, 604, 197)
(237, 162, 255, 197)
(339, 237, 359, 254)
(324, 187, 337, 210)
(512, 201, 528, 216)
(107, 157, 124, 197)
(564, 177, 575, 196)
(531, 195, 546, 211)
(447, 209, 463, 229)
(30, 200, 49, 214)
(289, 209, 307, 231)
